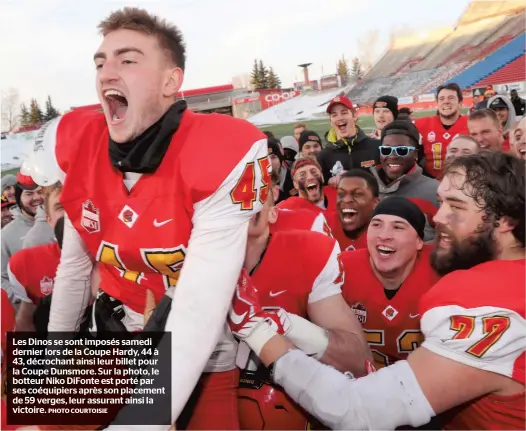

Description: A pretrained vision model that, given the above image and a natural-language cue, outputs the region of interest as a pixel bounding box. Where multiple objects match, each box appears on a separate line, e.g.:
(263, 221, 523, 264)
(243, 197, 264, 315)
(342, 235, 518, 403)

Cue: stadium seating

(443, 33, 525, 89)
(348, 68, 445, 103)
(475, 54, 526, 86)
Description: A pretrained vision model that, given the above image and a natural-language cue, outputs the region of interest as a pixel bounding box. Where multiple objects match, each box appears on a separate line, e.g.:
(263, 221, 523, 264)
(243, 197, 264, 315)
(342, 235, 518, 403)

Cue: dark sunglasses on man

(379, 146, 416, 157)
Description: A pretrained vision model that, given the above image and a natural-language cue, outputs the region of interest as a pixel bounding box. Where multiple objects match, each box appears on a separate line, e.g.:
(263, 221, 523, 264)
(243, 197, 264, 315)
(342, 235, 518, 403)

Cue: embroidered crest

(40, 276, 53, 296)
(118, 205, 138, 229)
(382, 305, 399, 321)
(360, 160, 375, 168)
(351, 302, 367, 324)
(81, 200, 100, 234)
(427, 132, 436, 143)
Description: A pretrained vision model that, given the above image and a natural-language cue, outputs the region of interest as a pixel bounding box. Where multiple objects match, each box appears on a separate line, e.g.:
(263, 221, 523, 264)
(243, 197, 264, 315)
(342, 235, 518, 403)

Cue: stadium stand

(443, 33, 525, 89)
(366, 28, 451, 80)
(475, 54, 526, 86)
(347, 1, 525, 104)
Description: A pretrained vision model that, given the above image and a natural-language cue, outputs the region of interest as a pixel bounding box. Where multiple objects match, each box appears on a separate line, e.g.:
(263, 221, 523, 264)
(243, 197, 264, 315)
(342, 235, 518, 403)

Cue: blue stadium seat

(442, 33, 525, 89)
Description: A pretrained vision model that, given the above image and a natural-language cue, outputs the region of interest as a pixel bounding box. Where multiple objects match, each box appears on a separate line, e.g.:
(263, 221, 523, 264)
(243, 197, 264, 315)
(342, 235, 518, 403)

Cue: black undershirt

(384, 285, 401, 300)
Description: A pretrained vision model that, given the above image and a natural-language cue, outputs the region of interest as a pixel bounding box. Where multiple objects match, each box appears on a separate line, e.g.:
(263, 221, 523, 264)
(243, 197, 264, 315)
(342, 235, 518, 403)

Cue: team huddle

(1, 6, 525, 431)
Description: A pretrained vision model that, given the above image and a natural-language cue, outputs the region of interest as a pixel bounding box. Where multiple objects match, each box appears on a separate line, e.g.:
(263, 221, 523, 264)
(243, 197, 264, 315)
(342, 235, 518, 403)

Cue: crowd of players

(0, 6, 525, 431)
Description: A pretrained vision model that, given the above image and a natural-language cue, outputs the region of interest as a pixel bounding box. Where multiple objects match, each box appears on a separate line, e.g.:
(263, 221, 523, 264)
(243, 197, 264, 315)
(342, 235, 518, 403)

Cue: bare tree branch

(1, 87, 20, 132)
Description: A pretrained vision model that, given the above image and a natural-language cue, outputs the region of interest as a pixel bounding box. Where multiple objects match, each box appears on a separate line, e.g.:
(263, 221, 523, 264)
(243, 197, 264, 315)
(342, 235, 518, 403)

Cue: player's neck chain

(109, 100, 188, 174)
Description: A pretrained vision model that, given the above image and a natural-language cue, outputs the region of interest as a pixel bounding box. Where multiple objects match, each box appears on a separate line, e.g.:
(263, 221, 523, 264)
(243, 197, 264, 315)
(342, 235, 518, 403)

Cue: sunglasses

(379, 146, 416, 157)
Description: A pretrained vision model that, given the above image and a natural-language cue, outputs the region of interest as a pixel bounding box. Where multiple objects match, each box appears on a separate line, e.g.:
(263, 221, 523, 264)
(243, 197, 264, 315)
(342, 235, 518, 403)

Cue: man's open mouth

(340, 207, 358, 223)
(104, 89, 128, 123)
(337, 121, 348, 134)
(376, 245, 395, 257)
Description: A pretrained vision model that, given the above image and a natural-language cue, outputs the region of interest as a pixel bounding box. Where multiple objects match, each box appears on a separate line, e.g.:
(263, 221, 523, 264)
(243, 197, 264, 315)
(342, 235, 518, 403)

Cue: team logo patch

(333, 96, 341, 102)
(443, 132, 451, 140)
(81, 200, 101, 234)
(375, 101, 387, 108)
(382, 305, 398, 321)
(351, 302, 367, 324)
(40, 276, 53, 296)
(289, 188, 297, 196)
(118, 205, 138, 229)
(360, 160, 375, 168)
(427, 132, 436, 142)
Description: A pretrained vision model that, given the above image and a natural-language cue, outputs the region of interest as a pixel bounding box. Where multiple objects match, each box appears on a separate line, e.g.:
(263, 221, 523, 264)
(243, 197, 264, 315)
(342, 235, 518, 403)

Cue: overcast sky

(0, 0, 472, 112)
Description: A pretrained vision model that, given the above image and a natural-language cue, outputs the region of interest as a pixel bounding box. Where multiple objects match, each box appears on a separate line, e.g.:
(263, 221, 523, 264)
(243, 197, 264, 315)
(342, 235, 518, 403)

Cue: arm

(256, 303, 524, 430)
(8, 260, 37, 331)
(47, 214, 94, 332)
(15, 302, 36, 332)
(308, 294, 371, 376)
(163, 140, 269, 423)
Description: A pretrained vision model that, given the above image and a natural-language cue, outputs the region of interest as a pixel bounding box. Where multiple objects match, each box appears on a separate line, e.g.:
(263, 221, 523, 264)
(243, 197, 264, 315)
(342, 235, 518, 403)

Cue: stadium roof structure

(456, 0, 525, 26)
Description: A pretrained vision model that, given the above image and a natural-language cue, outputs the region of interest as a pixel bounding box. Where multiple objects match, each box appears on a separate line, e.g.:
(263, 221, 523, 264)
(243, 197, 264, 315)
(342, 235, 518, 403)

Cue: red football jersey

(55, 109, 268, 313)
(8, 242, 60, 304)
(341, 245, 440, 368)
(415, 115, 469, 178)
(419, 259, 525, 430)
(270, 208, 331, 237)
(325, 210, 367, 251)
(251, 230, 342, 316)
(237, 230, 343, 430)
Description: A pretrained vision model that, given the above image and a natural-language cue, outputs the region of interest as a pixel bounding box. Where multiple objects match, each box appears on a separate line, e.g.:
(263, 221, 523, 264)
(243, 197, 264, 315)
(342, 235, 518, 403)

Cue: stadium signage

(264, 92, 299, 103)
(417, 94, 436, 102)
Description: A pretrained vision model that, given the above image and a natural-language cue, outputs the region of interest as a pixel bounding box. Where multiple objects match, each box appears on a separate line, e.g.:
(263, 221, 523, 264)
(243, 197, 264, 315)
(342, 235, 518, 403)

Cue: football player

(510, 118, 525, 160)
(468, 108, 508, 152)
(277, 158, 335, 213)
(8, 183, 64, 332)
(415, 83, 469, 178)
(340, 197, 440, 369)
(326, 169, 379, 251)
(267, 169, 331, 236)
(234, 190, 370, 429)
(230, 151, 525, 430)
(30, 7, 269, 429)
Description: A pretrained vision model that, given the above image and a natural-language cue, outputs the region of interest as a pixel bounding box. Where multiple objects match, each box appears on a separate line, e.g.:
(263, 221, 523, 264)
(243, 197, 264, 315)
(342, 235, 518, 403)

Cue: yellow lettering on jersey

(397, 330, 424, 354)
(364, 330, 388, 369)
(431, 142, 442, 170)
(96, 242, 143, 283)
(142, 246, 186, 290)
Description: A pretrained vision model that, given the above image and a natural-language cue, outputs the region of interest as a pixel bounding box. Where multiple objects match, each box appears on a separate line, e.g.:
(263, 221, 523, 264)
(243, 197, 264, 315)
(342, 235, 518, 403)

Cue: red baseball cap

(326, 95, 354, 113)
(1, 194, 13, 209)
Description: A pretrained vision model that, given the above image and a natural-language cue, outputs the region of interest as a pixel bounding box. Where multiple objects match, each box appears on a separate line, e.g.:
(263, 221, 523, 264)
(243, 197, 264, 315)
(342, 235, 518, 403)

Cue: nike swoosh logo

(231, 310, 247, 325)
(409, 313, 420, 319)
(269, 290, 286, 297)
(153, 218, 173, 227)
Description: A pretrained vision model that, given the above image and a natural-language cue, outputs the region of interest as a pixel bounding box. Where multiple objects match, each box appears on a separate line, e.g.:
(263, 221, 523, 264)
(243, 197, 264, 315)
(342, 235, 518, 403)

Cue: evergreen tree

(28, 98, 43, 125)
(43, 95, 60, 121)
(250, 59, 261, 90)
(350, 57, 364, 80)
(257, 60, 269, 89)
(19, 103, 30, 127)
(267, 67, 282, 89)
(337, 55, 350, 85)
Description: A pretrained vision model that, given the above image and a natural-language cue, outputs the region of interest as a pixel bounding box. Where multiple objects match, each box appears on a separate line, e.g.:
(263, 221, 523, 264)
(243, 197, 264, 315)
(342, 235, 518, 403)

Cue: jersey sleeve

(420, 273, 526, 382)
(160, 136, 271, 423)
(311, 212, 332, 236)
(309, 240, 343, 303)
(48, 214, 95, 332)
(6, 262, 31, 303)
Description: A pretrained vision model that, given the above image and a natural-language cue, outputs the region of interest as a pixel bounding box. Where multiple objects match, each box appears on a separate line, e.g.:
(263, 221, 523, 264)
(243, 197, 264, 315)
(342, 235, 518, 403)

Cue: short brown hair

(468, 108, 500, 128)
(42, 182, 62, 216)
(98, 7, 186, 71)
(451, 134, 480, 148)
(293, 123, 306, 130)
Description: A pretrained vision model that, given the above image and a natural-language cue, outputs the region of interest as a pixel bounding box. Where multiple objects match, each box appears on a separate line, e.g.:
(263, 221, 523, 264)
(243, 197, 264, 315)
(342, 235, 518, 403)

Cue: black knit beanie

(373, 95, 399, 119)
(372, 197, 426, 239)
